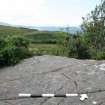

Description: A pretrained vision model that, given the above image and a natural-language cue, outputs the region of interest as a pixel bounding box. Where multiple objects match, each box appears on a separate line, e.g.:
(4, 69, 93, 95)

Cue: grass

(29, 44, 67, 56)
(0, 25, 37, 37)
(25, 31, 66, 44)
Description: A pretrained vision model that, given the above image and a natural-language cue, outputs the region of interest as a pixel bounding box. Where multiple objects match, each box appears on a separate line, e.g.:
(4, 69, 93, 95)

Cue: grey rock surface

(0, 55, 105, 105)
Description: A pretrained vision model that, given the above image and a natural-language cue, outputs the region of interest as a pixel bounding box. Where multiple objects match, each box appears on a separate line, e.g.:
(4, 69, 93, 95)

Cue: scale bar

(18, 93, 79, 98)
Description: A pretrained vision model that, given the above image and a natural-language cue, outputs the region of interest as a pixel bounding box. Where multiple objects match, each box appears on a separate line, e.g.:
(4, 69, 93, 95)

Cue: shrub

(67, 35, 90, 59)
(8, 36, 30, 48)
(0, 38, 6, 49)
(0, 36, 32, 67)
(95, 52, 105, 60)
(0, 46, 20, 65)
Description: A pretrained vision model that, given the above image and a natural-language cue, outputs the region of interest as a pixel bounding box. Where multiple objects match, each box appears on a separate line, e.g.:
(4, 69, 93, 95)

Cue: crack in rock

(78, 89, 105, 94)
(38, 64, 73, 75)
(0, 77, 22, 85)
(62, 73, 78, 91)
(54, 86, 64, 94)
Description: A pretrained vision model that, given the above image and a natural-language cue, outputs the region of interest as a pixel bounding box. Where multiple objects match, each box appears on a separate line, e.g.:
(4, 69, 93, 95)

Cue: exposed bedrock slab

(0, 55, 105, 105)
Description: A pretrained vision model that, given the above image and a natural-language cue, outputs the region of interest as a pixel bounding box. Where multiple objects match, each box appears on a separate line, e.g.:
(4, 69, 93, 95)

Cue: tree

(81, 0, 105, 52)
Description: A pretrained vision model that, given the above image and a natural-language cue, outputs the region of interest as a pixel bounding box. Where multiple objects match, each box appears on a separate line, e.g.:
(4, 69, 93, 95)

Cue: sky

(0, 0, 100, 26)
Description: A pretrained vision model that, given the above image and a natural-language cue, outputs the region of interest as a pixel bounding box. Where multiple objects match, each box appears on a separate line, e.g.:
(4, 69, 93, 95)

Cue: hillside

(0, 55, 105, 105)
(0, 25, 66, 42)
(0, 22, 10, 26)
(0, 25, 38, 36)
(25, 26, 82, 33)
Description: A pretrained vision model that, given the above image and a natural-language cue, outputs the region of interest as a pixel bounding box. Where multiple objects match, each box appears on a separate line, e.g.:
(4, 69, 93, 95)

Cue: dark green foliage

(9, 36, 30, 48)
(96, 51, 105, 60)
(0, 38, 6, 49)
(80, 0, 105, 60)
(0, 46, 20, 65)
(0, 36, 32, 67)
(67, 34, 90, 59)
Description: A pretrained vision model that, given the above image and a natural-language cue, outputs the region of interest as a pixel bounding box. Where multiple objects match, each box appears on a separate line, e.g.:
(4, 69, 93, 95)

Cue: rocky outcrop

(0, 55, 105, 105)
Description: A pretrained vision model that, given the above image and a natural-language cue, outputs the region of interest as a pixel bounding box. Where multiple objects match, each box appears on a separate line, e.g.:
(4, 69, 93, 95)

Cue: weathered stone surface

(0, 55, 105, 105)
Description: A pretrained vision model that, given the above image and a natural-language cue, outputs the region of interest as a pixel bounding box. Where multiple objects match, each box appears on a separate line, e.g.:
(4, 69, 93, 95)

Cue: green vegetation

(0, 36, 32, 67)
(81, 0, 105, 59)
(0, 25, 37, 37)
(25, 31, 66, 44)
(0, 26, 68, 67)
(30, 44, 66, 56)
(64, 0, 105, 60)
(0, 0, 105, 67)
(67, 34, 90, 59)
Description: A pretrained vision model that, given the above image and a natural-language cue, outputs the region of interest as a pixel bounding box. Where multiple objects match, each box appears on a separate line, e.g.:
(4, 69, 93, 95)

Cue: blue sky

(0, 0, 100, 26)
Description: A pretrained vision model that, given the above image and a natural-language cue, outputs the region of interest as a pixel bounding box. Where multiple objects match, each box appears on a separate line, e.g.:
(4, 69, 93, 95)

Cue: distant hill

(0, 22, 10, 26)
(0, 22, 82, 33)
(0, 22, 82, 36)
(0, 25, 66, 44)
(26, 26, 82, 33)
(0, 25, 38, 36)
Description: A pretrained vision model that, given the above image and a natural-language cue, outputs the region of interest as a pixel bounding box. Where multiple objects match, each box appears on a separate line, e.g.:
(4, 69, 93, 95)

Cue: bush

(95, 52, 105, 60)
(0, 46, 20, 65)
(67, 35, 90, 59)
(0, 38, 7, 49)
(8, 36, 30, 48)
(0, 36, 32, 67)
